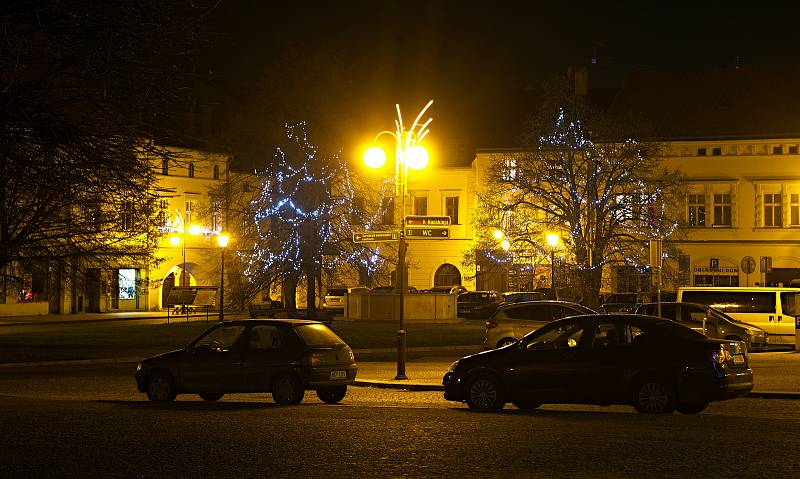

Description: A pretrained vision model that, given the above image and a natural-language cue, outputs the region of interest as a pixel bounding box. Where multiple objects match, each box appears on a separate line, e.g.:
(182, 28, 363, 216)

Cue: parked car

(427, 285, 468, 295)
(533, 287, 583, 304)
(457, 291, 501, 318)
(135, 319, 358, 405)
(484, 300, 595, 349)
(633, 302, 768, 351)
(323, 286, 369, 313)
(599, 292, 650, 312)
(443, 314, 753, 413)
(500, 291, 548, 303)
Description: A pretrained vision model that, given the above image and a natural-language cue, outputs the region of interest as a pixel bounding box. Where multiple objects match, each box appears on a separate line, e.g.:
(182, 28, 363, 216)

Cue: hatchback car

(323, 286, 369, 313)
(633, 302, 768, 351)
(444, 314, 753, 414)
(428, 285, 468, 295)
(457, 291, 501, 318)
(484, 300, 595, 349)
(500, 291, 549, 304)
(135, 319, 358, 405)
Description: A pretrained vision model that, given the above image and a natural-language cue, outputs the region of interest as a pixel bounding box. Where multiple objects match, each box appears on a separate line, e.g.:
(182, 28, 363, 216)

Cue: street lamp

(546, 233, 560, 291)
(217, 233, 230, 322)
(363, 100, 433, 381)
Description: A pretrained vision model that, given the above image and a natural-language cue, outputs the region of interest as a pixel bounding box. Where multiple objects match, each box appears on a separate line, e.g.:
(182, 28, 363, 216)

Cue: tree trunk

(305, 267, 316, 312)
(283, 277, 298, 311)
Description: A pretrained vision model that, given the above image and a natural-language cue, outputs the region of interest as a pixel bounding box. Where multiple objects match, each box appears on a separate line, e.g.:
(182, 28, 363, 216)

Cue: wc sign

(710, 258, 719, 271)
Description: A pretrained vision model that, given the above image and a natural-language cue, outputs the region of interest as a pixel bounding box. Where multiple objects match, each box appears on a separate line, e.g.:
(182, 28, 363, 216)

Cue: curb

(353, 379, 444, 391)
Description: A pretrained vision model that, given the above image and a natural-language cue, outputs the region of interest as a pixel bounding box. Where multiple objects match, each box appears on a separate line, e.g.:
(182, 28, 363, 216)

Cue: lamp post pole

(364, 101, 433, 381)
(546, 233, 559, 295)
(218, 234, 229, 323)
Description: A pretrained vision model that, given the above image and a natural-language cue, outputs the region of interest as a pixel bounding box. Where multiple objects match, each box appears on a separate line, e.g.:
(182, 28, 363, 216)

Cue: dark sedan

(443, 314, 753, 414)
(136, 319, 358, 405)
(457, 291, 501, 318)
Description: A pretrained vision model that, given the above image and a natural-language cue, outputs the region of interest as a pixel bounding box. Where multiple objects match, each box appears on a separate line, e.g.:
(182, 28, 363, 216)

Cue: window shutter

(755, 184, 763, 227)
(730, 183, 737, 227)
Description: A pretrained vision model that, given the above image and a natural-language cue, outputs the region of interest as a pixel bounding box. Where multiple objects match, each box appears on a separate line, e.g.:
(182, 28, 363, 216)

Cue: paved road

(2, 364, 800, 478)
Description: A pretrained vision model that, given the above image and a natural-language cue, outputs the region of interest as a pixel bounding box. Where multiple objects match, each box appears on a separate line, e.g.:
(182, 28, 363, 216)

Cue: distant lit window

(712, 147, 722, 156)
(414, 195, 428, 216)
(445, 196, 459, 225)
(688, 194, 706, 227)
(119, 269, 136, 300)
(773, 146, 783, 155)
(697, 148, 707, 156)
(713, 194, 731, 227)
(764, 193, 782, 227)
(162, 159, 169, 175)
(790, 146, 798, 155)
(188, 162, 195, 178)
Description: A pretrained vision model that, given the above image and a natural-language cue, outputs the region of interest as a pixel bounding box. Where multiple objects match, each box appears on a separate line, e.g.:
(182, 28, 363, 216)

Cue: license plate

(732, 355, 746, 365)
(330, 370, 347, 380)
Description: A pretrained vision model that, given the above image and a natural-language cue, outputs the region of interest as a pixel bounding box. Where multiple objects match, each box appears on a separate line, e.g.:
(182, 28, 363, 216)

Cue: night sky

(200, 2, 800, 164)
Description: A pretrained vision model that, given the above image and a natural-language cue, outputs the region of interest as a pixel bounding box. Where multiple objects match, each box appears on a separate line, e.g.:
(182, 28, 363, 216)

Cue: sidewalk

(0, 310, 246, 327)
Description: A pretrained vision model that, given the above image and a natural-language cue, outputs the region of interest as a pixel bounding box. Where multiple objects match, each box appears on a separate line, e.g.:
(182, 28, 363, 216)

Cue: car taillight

(710, 344, 732, 364)
(486, 321, 497, 329)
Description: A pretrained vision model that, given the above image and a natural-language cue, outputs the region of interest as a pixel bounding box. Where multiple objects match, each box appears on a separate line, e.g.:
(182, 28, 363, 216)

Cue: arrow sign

(405, 215, 451, 228)
(352, 231, 400, 243)
(405, 228, 449, 239)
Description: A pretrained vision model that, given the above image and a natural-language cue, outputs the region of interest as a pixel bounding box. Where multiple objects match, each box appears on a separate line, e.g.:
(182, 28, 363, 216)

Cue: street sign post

(405, 215, 451, 227)
(405, 228, 449, 239)
(352, 231, 400, 243)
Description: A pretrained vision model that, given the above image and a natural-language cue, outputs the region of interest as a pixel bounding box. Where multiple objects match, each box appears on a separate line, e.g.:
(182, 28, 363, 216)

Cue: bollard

(395, 329, 408, 380)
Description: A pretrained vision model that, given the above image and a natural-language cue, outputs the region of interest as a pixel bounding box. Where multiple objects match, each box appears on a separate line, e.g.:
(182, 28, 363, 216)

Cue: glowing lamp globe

(170, 236, 181, 246)
(406, 145, 429, 170)
(363, 147, 387, 169)
(546, 233, 560, 248)
(501, 239, 511, 251)
(492, 229, 504, 240)
(218, 234, 230, 248)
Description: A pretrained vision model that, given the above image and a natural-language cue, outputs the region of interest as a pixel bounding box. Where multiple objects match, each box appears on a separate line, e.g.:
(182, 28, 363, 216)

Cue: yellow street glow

(501, 239, 511, 250)
(363, 146, 387, 169)
(406, 145, 429, 170)
(546, 233, 560, 248)
(492, 229, 504, 240)
(217, 234, 230, 248)
(188, 225, 203, 235)
(170, 236, 181, 246)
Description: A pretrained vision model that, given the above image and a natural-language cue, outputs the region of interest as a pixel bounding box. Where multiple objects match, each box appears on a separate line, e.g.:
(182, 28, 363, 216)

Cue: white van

(677, 287, 799, 346)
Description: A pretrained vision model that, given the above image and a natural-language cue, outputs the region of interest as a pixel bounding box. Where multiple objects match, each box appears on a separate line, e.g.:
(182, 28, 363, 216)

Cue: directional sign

(405, 228, 449, 239)
(405, 215, 451, 228)
(352, 231, 400, 243)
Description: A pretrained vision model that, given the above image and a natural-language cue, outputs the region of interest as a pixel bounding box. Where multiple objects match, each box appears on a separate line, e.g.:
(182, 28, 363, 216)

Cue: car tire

(271, 373, 304, 406)
(632, 376, 676, 414)
(466, 374, 505, 411)
(512, 399, 541, 410)
(198, 393, 224, 402)
(496, 338, 517, 349)
(676, 402, 708, 414)
(146, 371, 177, 402)
(316, 385, 347, 404)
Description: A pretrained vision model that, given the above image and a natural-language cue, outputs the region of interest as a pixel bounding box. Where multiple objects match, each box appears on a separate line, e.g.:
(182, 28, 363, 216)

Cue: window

(242, 182, 251, 193)
(213, 165, 220, 180)
(681, 291, 776, 314)
(773, 146, 783, 155)
(414, 195, 428, 216)
(713, 194, 731, 227)
(248, 325, 284, 350)
(381, 197, 394, 225)
(161, 159, 169, 176)
(211, 202, 221, 231)
(792, 194, 800, 226)
(433, 263, 461, 287)
(193, 324, 247, 351)
(697, 148, 707, 156)
(764, 193, 782, 227)
(185, 200, 194, 225)
(445, 196, 459, 224)
(120, 201, 136, 231)
(118, 269, 136, 300)
(188, 162, 195, 178)
(712, 147, 722, 156)
(524, 320, 586, 351)
(790, 146, 799, 155)
(688, 194, 705, 227)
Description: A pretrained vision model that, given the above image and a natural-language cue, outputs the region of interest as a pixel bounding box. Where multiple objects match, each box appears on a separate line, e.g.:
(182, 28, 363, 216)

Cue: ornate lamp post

(363, 100, 433, 380)
(217, 233, 229, 322)
(546, 233, 560, 291)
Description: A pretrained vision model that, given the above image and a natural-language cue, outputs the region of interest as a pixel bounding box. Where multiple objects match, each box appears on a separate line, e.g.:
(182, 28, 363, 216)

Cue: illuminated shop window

(119, 269, 136, 300)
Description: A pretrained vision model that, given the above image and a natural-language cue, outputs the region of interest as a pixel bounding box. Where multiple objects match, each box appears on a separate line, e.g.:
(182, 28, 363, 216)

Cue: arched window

(434, 264, 461, 287)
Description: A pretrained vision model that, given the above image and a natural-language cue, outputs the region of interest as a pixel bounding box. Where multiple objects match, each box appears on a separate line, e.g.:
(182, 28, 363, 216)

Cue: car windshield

(295, 323, 346, 348)
(648, 319, 707, 340)
(707, 307, 738, 326)
(460, 292, 492, 302)
(192, 324, 247, 349)
(326, 289, 347, 296)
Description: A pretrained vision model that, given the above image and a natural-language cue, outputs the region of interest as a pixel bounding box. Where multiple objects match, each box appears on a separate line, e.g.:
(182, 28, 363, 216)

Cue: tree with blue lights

(474, 78, 686, 308)
(243, 122, 395, 311)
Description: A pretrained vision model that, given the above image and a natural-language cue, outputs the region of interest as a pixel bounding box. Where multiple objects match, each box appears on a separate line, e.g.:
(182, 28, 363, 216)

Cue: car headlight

(136, 362, 142, 372)
(446, 360, 460, 373)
